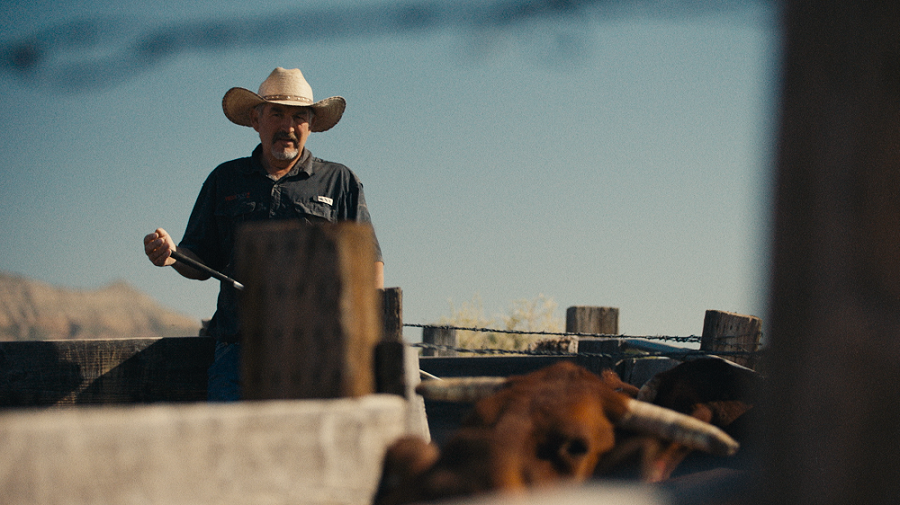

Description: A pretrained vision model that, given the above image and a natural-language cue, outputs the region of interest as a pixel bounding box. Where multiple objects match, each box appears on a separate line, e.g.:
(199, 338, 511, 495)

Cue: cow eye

(563, 438, 589, 458)
(537, 435, 590, 463)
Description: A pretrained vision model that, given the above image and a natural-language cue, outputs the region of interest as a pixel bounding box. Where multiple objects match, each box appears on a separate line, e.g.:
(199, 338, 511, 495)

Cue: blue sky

(0, 0, 780, 340)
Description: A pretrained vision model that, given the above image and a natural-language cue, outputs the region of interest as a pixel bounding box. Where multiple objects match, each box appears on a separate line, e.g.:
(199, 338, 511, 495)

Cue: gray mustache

(273, 132, 298, 143)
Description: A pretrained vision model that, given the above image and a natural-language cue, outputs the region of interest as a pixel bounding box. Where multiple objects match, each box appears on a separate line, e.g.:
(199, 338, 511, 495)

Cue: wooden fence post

(700, 310, 761, 369)
(764, 1, 900, 503)
(568, 306, 620, 374)
(421, 326, 457, 357)
(566, 306, 619, 335)
(236, 221, 380, 400)
(375, 287, 406, 396)
(381, 287, 403, 343)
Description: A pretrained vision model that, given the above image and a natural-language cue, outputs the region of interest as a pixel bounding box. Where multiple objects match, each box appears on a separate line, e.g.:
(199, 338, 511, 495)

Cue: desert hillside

(0, 272, 202, 341)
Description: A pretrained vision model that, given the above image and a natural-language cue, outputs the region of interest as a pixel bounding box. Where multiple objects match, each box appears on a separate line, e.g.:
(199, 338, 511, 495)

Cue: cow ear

(599, 369, 640, 398)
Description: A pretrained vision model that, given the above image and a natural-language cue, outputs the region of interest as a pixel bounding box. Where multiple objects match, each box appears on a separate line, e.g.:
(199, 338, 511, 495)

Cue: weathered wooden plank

(236, 221, 380, 400)
(0, 396, 408, 505)
(575, 337, 625, 375)
(0, 337, 213, 407)
(566, 306, 619, 335)
(700, 310, 762, 369)
(421, 326, 458, 357)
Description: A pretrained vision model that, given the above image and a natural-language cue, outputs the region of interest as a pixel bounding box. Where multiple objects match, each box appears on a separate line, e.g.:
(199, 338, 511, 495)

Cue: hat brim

(222, 87, 346, 132)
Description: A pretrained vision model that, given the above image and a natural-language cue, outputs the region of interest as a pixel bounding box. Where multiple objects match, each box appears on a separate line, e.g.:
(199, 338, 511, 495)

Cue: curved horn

(415, 377, 507, 402)
(616, 399, 740, 456)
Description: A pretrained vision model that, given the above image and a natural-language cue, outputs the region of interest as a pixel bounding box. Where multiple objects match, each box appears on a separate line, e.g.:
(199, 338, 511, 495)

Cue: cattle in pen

(373, 361, 739, 505)
(600, 357, 765, 482)
(638, 357, 763, 428)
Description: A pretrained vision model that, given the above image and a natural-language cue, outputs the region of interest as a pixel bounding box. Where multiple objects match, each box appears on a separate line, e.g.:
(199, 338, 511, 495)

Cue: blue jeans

(208, 341, 241, 402)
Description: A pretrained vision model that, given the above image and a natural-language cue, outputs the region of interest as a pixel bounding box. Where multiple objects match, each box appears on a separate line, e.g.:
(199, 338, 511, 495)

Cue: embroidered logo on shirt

(224, 192, 250, 202)
(316, 196, 334, 206)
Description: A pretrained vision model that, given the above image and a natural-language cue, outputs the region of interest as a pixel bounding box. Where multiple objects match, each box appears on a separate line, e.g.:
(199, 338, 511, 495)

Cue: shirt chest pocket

(292, 199, 335, 224)
(222, 200, 264, 224)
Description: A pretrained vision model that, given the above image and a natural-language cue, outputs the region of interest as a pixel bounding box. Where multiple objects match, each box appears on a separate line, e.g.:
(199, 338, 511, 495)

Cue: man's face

(251, 103, 313, 165)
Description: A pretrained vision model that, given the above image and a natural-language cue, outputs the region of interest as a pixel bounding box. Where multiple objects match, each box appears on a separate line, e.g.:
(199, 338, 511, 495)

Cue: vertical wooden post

(236, 221, 380, 400)
(566, 306, 619, 335)
(700, 310, 761, 369)
(575, 338, 623, 376)
(568, 306, 620, 374)
(421, 326, 457, 357)
(375, 288, 406, 396)
(765, 1, 900, 504)
(381, 287, 403, 343)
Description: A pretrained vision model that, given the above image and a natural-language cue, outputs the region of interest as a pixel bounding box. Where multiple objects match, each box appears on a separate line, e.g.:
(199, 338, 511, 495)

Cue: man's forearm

(375, 261, 384, 289)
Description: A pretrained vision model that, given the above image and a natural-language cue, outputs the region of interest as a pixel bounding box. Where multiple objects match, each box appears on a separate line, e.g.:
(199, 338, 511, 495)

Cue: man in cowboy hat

(143, 67, 384, 401)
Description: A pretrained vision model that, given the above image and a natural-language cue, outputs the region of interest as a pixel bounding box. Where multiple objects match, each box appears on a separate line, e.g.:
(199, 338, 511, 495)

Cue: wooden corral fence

(0, 293, 762, 451)
(0, 219, 766, 505)
(0, 303, 761, 409)
(1, 223, 421, 505)
(0, 292, 407, 408)
(0, 221, 764, 505)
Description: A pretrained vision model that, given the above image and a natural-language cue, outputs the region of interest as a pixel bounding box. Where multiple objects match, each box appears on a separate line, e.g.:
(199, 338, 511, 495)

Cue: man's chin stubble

(271, 148, 299, 161)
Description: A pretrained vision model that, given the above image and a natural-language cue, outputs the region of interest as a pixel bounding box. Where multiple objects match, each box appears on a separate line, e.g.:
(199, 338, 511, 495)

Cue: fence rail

(0, 287, 763, 409)
(410, 340, 766, 359)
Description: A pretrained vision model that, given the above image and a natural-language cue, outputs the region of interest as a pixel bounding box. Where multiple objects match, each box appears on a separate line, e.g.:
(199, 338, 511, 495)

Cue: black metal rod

(170, 250, 245, 291)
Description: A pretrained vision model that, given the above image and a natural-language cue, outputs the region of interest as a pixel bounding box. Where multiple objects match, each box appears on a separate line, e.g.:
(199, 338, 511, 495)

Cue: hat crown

(258, 67, 314, 105)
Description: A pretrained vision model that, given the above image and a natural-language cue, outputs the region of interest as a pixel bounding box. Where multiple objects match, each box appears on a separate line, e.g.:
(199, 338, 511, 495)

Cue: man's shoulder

(213, 154, 255, 173)
(310, 154, 349, 169)
(308, 155, 359, 180)
(209, 145, 262, 175)
(200, 155, 257, 186)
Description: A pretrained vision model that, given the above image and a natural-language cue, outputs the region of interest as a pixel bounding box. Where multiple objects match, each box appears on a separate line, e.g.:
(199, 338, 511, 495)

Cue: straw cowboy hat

(222, 67, 346, 132)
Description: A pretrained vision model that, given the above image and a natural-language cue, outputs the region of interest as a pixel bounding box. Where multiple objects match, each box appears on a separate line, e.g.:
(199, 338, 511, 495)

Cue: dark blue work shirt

(179, 145, 382, 342)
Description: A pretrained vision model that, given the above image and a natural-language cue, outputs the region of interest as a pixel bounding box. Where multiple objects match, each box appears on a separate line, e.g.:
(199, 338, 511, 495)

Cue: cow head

(374, 362, 738, 505)
(603, 357, 764, 482)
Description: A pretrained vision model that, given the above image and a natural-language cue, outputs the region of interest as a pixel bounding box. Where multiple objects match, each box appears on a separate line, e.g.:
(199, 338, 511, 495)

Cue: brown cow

(373, 361, 738, 505)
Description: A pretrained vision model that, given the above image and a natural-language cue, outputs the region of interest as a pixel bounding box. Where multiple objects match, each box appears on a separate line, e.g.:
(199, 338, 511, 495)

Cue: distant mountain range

(0, 272, 202, 341)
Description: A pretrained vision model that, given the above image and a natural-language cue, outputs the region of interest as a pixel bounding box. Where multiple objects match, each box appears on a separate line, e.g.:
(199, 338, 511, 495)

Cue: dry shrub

(437, 294, 563, 353)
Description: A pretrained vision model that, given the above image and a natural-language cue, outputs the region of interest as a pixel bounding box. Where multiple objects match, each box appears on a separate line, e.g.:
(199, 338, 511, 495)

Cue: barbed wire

(403, 322, 705, 343)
